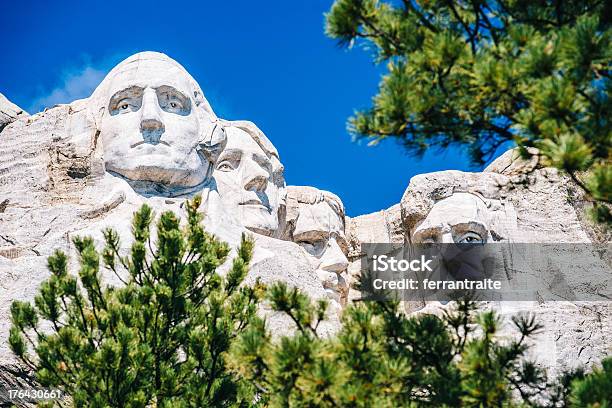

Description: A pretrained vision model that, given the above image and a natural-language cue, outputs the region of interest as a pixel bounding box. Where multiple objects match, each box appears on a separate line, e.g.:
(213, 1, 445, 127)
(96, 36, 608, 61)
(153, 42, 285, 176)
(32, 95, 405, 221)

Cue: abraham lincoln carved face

(412, 193, 492, 244)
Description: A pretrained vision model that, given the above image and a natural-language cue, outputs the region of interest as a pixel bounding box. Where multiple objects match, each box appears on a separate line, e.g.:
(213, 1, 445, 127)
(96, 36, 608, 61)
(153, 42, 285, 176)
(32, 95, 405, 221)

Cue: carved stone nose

(140, 119, 165, 144)
(140, 88, 165, 144)
(141, 118, 164, 132)
(243, 160, 269, 192)
(441, 232, 454, 243)
(244, 174, 268, 191)
(319, 239, 349, 273)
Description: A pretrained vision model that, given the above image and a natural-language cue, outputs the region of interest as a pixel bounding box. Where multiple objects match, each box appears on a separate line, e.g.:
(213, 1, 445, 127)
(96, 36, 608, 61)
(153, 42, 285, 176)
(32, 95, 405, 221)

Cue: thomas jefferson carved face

(412, 193, 491, 244)
(212, 125, 284, 236)
(95, 53, 215, 187)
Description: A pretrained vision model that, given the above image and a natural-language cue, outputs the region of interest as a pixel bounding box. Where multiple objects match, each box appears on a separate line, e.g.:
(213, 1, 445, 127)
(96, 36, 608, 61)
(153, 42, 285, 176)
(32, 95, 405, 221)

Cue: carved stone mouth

(130, 140, 170, 148)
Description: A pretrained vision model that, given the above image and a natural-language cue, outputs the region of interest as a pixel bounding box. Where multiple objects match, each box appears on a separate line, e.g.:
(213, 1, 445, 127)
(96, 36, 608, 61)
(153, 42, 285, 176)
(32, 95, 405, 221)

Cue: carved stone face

(292, 199, 349, 300)
(97, 54, 212, 187)
(412, 193, 491, 244)
(212, 126, 282, 235)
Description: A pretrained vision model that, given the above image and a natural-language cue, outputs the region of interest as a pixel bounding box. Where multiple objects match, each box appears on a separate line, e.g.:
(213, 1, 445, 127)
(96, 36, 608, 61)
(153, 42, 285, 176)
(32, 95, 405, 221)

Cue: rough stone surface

(0, 93, 28, 133)
(483, 147, 541, 176)
(284, 186, 350, 309)
(347, 154, 609, 376)
(0, 52, 609, 395)
(345, 204, 403, 301)
(0, 53, 339, 389)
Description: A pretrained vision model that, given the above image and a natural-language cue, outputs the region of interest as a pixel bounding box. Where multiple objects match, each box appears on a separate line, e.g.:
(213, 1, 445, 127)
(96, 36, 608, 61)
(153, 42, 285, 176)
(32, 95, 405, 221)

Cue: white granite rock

(0, 53, 339, 386)
(347, 160, 609, 376)
(0, 52, 609, 393)
(0, 92, 28, 132)
(284, 186, 350, 309)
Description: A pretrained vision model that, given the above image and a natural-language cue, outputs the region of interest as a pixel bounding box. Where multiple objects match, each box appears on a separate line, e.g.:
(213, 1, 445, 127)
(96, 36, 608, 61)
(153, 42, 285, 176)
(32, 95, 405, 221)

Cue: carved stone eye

(457, 232, 484, 244)
(298, 241, 314, 250)
(297, 239, 326, 257)
(217, 162, 234, 171)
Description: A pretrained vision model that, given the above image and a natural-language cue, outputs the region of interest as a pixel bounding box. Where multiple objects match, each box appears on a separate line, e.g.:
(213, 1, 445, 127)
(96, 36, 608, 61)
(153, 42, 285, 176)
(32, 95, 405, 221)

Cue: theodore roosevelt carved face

(92, 52, 216, 188)
(286, 186, 349, 303)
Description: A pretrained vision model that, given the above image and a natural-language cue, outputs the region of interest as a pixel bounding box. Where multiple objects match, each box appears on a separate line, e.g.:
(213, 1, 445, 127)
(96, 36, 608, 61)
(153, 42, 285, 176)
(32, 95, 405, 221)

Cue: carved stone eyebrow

(413, 224, 443, 235)
(217, 149, 242, 162)
(450, 221, 488, 233)
(108, 86, 144, 110)
(332, 233, 350, 254)
(155, 85, 192, 115)
(293, 229, 329, 242)
(155, 86, 190, 103)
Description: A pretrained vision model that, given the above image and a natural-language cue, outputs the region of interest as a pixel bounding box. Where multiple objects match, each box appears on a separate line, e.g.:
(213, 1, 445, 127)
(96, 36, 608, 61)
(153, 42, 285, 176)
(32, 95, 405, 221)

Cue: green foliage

(325, 0, 611, 221)
(231, 289, 555, 407)
(9, 197, 611, 407)
(9, 195, 263, 407)
(570, 356, 612, 407)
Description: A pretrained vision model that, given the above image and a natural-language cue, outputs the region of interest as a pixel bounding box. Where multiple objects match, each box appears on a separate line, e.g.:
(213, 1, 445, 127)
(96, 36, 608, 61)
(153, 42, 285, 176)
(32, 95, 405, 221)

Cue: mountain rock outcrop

(0, 52, 609, 395)
(0, 93, 28, 133)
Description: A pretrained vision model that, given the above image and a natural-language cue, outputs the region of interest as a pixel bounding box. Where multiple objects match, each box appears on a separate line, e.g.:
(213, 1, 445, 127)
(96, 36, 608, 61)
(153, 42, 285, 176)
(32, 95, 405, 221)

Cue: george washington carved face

(91, 52, 216, 188)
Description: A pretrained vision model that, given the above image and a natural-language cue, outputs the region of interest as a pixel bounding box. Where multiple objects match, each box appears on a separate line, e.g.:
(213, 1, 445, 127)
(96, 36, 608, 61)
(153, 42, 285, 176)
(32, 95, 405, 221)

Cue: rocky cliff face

(346, 150, 610, 376)
(0, 52, 609, 395)
(0, 98, 338, 365)
(0, 54, 341, 392)
(0, 93, 28, 133)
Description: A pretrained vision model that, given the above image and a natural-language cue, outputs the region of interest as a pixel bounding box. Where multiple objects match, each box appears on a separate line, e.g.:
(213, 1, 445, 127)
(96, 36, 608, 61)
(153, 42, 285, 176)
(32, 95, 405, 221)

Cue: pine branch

(446, 0, 477, 54)
(402, 0, 438, 33)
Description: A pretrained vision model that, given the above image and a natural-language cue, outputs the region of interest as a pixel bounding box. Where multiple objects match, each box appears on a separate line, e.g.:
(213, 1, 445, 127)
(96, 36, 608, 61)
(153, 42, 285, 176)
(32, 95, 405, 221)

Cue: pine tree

(325, 0, 611, 223)
(230, 287, 551, 407)
(9, 196, 263, 407)
(569, 356, 612, 407)
(8, 198, 610, 406)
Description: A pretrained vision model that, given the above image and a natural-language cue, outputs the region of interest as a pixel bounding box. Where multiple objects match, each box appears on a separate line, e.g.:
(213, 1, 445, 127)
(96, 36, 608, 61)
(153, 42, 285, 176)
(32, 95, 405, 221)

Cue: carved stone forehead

(286, 186, 346, 234)
(422, 192, 491, 226)
(90, 51, 215, 118)
(294, 201, 344, 235)
(216, 120, 285, 180)
(287, 186, 344, 218)
(401, 170, 510, 232)
(220, 120, 279, 160)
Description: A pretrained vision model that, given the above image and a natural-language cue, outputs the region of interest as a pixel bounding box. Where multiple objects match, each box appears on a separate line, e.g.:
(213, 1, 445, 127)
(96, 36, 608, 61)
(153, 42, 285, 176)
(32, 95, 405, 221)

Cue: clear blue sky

(0, 0, 502, 216)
